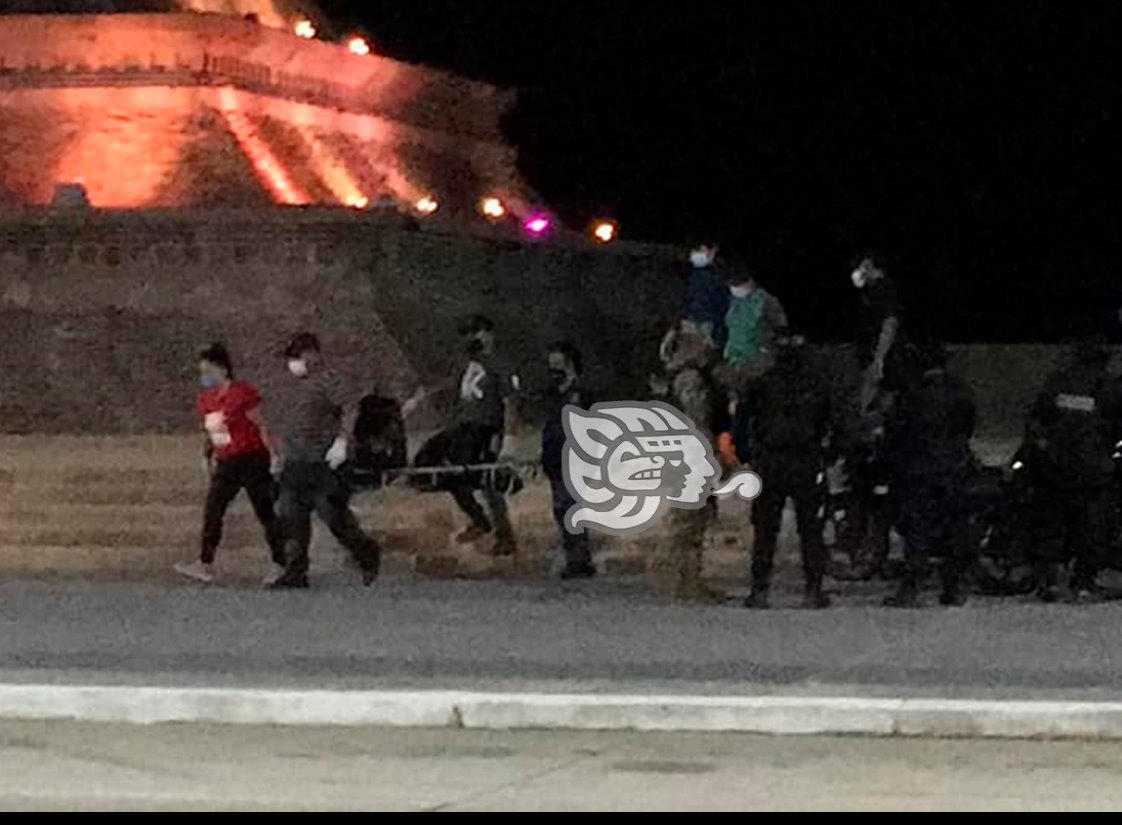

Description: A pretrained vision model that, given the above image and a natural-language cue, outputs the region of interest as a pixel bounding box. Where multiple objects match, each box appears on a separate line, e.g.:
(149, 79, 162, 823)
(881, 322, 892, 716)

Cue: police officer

(741, 329, 833, 609)
(1026, 337, 1122, 601)
(541, 341, 596, 579)
(884, 341, 976, 607)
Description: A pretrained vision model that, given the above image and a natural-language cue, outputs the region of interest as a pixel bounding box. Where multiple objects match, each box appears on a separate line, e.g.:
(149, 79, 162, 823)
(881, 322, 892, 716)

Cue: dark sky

(314, 1, 1122, 342)
(10, 2, 1120, 341)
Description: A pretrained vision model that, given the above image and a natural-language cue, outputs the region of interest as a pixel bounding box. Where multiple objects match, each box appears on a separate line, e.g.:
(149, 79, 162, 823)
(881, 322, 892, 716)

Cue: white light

(479, 197, 506, 219)
(294, 19, 316, 39)
(348, 36, 371, 56)
(592, 220, 618, 243)
(1011, 460, 1024, 471)
(415, 196, 439, 215)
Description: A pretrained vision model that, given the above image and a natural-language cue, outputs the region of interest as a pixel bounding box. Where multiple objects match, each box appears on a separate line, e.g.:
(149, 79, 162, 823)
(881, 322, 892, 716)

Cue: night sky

(5, 2, 1120, 342)
(317, 1, 1121, 343)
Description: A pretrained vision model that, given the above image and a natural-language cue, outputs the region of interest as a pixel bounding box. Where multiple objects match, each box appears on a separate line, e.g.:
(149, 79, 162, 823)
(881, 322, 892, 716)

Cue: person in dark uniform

(884, 341, 977, 607)
(541, 341, 596, 579)
(1025, 338, 1122, 601)
(741, 329, 833, 609)
(839, 254, 915, 579)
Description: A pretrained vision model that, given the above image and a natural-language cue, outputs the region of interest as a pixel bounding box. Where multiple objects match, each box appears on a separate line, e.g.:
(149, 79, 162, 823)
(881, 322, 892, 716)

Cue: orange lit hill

(0, 9, 534, 217)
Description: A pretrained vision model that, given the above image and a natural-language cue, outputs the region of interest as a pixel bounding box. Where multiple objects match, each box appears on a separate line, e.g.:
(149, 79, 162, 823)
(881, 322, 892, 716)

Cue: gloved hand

(325, 436, 348, 470)
(269, 452, 284, 477)
(492, 433, 515, 460)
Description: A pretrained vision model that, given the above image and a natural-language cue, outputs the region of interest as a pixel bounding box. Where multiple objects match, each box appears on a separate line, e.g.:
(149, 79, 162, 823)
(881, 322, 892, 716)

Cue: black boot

(802, 588, 832, 609)
(268, 573, 310, 590)
(744, 587, 770, 609)
(939, 587, 967, 607)
(883, 580, 920, 608)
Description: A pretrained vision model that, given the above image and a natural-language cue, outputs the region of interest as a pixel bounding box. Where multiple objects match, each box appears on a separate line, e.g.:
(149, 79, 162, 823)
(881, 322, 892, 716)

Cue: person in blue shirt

(684, 243, 729, 345)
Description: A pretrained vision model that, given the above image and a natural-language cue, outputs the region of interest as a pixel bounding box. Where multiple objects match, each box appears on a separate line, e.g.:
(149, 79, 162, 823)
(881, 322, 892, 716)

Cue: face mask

(851, 268, 868, 289)
(200, 374, 220, 389)
(689, 251, 712, 268)
(287, 358, 309, 378)
(729, 285, 752, 299)
(549, 369, 570, 387)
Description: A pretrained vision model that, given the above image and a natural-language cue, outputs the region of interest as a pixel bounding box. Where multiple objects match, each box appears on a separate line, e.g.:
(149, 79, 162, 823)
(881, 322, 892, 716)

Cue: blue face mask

(200, 374, 220, 389)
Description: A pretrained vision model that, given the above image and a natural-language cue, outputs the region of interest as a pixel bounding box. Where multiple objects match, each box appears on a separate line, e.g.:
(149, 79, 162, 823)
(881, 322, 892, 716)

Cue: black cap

(284, 331, 321, 359)
(457, 314, 494, 336)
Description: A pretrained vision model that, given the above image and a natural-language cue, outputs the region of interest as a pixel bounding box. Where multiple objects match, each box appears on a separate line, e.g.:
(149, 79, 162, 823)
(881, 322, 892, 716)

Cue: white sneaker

(174, 560, 216, 583)
(262, 563, 287, 587)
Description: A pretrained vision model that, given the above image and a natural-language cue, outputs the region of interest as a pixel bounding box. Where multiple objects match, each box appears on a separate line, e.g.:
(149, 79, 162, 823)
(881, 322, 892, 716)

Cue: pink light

(524, 215, 551, 236)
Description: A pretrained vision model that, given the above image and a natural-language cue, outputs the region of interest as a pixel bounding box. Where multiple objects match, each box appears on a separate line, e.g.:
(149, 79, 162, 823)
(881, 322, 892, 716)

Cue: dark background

(6, 1, 1122, 342)
(319, 0, 1122, 343)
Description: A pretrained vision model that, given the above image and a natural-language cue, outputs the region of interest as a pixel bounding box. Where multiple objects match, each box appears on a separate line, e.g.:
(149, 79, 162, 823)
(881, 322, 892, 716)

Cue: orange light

(294, 19, 316, 39)
(592, 220, 618, 243)
(348, 36, 371, 56)
(479, 196, 506, 219)
(218, 88, 310, 206)
(415, 196, 439, 215)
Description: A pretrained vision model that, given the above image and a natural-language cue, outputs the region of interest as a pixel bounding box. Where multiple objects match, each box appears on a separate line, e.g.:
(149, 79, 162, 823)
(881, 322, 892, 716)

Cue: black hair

(198, 342, 234, 377)
(457, 314, 494, 336)
(548, 340, 583, 374)
(284, 331, 321, 358)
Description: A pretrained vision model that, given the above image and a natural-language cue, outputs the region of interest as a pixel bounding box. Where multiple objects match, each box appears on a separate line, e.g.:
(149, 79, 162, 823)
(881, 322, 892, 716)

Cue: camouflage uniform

(658, 325, 722, 602)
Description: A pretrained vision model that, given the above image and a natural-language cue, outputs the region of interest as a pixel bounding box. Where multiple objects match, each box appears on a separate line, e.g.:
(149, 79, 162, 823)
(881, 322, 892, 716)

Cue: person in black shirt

(1025, 338, 1122, 601)
(884, 341, 977, 607)
(541, 342, 596, 579)
(740, 329, 833, 609)
(405, 315, 521, 555)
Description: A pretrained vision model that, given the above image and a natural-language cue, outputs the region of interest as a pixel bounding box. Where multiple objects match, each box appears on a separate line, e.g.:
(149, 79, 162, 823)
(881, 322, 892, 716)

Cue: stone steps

(0, 436, 788, 582)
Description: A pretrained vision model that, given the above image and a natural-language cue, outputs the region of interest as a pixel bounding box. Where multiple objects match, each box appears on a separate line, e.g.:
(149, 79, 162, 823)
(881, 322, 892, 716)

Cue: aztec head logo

(562, 400, 761, 536)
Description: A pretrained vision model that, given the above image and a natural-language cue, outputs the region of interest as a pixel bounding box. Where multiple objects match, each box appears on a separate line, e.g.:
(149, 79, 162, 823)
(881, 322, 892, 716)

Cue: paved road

(1, 578, 1121, 697)
(1, 721, 1121, 810)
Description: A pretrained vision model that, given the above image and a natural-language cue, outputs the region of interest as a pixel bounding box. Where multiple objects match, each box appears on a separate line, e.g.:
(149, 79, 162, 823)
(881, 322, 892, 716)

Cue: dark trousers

(276, 461, 381, 578)
(548, 474, 592, 569)
(445, 423, 515, 544)
(201, 453, 284, 565)
(751, 454, 827, 593)
(896, 476, 972, 594)
(840, 452, 894, 570)
(1031, 482, 1111, 590)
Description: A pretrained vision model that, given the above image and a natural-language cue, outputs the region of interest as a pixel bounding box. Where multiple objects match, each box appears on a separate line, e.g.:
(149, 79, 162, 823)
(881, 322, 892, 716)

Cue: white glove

(325, 436, 348, 470)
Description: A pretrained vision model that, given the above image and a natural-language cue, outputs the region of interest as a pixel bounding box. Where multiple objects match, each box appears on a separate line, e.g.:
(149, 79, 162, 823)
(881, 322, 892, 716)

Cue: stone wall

(0, 208, 683, 433)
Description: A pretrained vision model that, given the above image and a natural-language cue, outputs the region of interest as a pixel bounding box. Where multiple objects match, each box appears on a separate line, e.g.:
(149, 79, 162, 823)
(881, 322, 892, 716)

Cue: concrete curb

(5, 684, 1122, 738)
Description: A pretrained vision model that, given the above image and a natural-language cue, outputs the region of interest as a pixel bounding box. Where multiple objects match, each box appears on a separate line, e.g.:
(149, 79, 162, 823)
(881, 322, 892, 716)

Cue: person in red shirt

(174, 343, 285, 584)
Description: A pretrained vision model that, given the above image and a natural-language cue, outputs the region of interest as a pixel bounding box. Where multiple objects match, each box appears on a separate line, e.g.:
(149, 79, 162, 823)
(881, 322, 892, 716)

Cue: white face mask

(690, 250, 712, 268)
(287, 358, 309, 378)
(851, 268, 868, 289)
(729, 284, 752, 299)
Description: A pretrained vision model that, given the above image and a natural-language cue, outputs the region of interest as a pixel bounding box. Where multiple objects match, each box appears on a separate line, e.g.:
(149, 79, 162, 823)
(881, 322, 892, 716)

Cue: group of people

(175, 333, 381, 589)
(658, 245, 1122, 608)
(174, 246, 1122, 608)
